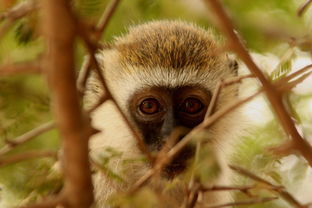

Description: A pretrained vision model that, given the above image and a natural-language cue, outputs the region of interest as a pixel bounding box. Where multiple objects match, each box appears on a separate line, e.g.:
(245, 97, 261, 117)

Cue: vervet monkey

(84, 20, 240, 207)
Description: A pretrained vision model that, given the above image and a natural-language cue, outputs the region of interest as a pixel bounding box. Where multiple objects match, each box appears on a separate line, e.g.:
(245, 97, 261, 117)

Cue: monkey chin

(162, 144, 195, 179)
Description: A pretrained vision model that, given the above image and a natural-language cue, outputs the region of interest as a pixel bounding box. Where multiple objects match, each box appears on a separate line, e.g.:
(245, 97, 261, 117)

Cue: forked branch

(204, 0, 312, 166)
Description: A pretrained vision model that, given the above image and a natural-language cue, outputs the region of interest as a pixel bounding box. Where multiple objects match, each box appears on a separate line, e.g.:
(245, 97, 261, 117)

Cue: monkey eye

(180, 98, 204, 114)
(139, 98, 161, 114)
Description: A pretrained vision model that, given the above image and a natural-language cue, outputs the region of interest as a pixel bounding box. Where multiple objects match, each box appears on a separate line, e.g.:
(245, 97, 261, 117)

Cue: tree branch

(41, 0, 93, 207)
(298, 0, 312, 16)
(77, 0, 121, 93)
(0, 0, 37, 39)
(0, 121, 54, 156)
(0, 150, 57, 168)
(0, 0, 36, 22)
(0, 60, 42, 76)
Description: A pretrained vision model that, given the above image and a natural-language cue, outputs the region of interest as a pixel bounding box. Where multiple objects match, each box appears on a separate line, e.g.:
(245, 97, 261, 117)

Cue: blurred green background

(0, 0, 312, 207)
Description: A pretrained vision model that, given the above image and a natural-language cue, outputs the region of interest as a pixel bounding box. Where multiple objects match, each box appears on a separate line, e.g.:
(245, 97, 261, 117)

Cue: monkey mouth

(162, 144, 195, 179)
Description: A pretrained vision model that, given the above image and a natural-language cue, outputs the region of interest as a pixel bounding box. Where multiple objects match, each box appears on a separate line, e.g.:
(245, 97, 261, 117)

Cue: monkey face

(88, 21, 240, 206)
(129, 86, 211, 177)
(88, 20, 238, 180)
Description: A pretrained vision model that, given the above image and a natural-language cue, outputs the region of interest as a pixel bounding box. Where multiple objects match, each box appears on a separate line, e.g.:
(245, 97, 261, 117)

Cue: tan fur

(84, 20, 240, 208)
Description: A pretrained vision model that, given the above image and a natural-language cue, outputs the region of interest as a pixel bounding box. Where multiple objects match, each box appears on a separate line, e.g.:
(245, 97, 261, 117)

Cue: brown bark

(41, 0, 93, 207)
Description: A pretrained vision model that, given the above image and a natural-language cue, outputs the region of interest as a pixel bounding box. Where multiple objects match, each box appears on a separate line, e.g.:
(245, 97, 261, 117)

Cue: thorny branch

(204, 0, 312, 167)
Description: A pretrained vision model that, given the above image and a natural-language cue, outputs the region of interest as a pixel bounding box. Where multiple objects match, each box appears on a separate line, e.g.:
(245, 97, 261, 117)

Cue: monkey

(84, 20, 240, 207)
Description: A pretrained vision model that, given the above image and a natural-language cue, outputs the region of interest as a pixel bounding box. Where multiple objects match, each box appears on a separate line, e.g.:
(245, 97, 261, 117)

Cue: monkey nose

(159, 126, 190, 152)
(167, 126, 190, 144)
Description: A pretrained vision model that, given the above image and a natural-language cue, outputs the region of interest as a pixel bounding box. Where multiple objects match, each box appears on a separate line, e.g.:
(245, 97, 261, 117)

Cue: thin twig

(205, 81, 222, 118)
(205, 74, 254, 118)
(199, 185, 258, 192)
(279, 71, 312, 92)
(156, 126, 190, 164)
(0, 121, 54, 156)
(86, 93, 109, 114)
(230, 165, 307, 208)
(0, 0, 36, 22)
(0, 60, 42, 76)
(95, 0, 121, 39)
(203, 197, 278, 208)
(20, 195, 64, 208)
(280, 64, 312, 83)
(204, 0, 312, 167)
(77, 0, 121, 92)
(0, 150, 57, 168)
(185, 183, 200, 208)
(298, 0, 312, 16)
(229, 165, 282, 188)
(0, 0, 37, 39)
